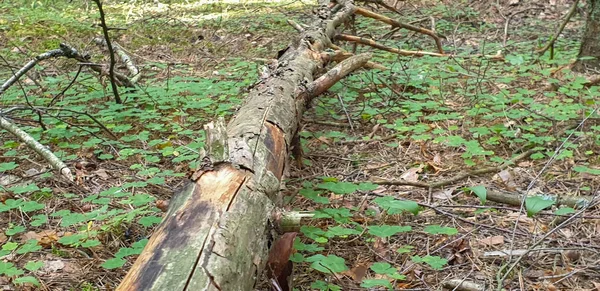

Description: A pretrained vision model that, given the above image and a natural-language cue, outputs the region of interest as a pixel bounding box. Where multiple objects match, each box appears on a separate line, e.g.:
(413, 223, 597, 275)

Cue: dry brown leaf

(316, 136, 332, 146)
(0, 232, 7, 244)
(373, 237, 390, 260)
(345, 262, 369, 282)
(266, 232, 297, 291)
(94, 168, 110, 180)
(432, 153, 442, 165)
(432, 188, 454, 200)
(40, 260, 66, 273)
(478, 235, 504, 246)
(400, 164, 424, 182)
(156, 200, 169, 212)
(592, 282, 600, 290)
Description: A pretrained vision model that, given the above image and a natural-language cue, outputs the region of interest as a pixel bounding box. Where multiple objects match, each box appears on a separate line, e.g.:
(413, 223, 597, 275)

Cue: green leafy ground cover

(1, 0, 600, 290)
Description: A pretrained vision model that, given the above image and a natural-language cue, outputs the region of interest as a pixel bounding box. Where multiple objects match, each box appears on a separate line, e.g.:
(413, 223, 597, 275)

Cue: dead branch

(0, 115, 73, 181)
(92, 0, 122, 103)
(337, 34, 447, 57)
(287, 19, 305, 32)
(442, 279, 485, 291)
(487, 189, 596, 209)
(337, 34, 505, 60)
(0, 44, 86, 95)
(328, 44, 388, 69)
(373, 148, 535, 188)
(537, 0, 580, 56)
(354, 7, 444, 53)
(93, 37, 142, 84)
(304, 53, 371, 99)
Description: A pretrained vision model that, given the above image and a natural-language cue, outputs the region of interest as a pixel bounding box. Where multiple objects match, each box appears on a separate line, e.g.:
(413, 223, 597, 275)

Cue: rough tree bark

(117, 1, 365, 290)
(574, 0, 600, 72)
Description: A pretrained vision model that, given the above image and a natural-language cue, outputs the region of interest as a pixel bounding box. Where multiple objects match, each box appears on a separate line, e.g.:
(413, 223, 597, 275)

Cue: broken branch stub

(117, 1, 362, 290)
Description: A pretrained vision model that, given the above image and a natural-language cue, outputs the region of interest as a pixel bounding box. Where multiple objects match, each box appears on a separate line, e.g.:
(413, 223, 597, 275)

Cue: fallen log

(117, 0, 364, 290)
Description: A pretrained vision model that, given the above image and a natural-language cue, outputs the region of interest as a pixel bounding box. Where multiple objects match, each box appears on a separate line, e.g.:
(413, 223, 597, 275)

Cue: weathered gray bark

(574, 0, 600, 71)
(117, 1, 365, 290)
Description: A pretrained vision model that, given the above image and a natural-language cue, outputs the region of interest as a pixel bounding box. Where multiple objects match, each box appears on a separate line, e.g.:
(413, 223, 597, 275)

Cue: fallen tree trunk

(117, 1, 363, 290)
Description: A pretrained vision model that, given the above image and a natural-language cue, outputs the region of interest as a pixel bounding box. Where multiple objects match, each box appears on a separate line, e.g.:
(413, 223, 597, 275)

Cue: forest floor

(1, 0, 600, 290)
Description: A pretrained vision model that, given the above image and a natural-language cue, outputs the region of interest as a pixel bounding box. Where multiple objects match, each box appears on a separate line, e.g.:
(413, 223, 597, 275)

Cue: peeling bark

(118, 1, 362, 290)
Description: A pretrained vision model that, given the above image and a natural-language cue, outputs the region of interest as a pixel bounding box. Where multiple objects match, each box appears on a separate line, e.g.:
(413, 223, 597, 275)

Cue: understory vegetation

(1, 0, 599, 290)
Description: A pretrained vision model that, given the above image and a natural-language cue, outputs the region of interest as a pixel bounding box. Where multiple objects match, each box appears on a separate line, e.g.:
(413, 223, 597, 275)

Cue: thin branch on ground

(0, 44, 85, 95)
(337, 34, 504, 60)
(92, 0, 122, 104)
(0, 116, 73, 181)
(537, 0, 579, 56)
(372, 148, 535, 188)
(496, 199, 600, 290)
(354, 7, 445, 53)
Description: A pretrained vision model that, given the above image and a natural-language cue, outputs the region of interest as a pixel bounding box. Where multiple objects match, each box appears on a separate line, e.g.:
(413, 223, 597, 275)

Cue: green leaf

(311, 280, 341, 291)
(20, 201, 45, 212)
(370, 262, 393, 274)
(0, 162, 18, 172)
(0, 261, 24, 276)
(60, 212, 87, 227)
(101, 258, 126, 269)
(299, 188, 329, 204)
(372, 196, 420, 215)
(554, 207, 575, 215)
(81, 240, 101, 248)
(16, 240, 41, 254)
(411, 255, 448, 270)
(423, 225, 458, 235)
(24, 261, 44, 271)
(2, 242, 19, 251)
(132, 239, 149, 250)
(308, 255, 348, 274)
(9, 183, 40, 194)
(14, 276, 40, 286)
(573, 165, 600, 175)
(396, 245, 414, 254)
(316, 182, 358, 194)
(138, 215, 163, 227)
(360, 279, 393, 289)
(467, 185, 487, 204)
(357, 182, 378, 191)
(525, 196, 556, 217)
(115, 245, 144, 258)
(5, 225, 26, 236)
(368, 225, 412, 238)
(326, 226, 360, 237)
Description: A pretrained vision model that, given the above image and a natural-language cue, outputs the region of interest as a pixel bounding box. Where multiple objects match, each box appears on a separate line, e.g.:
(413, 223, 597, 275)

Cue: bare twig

(337, 34, 504, 60)
(537, 0, 580, 57)
(373, 148, 535, 188)
(0, 44, 85, 95)
(354, 7, 445, 53)
(0, 116, 73, 181)
(92, 0, 122, 104)
(286, 19, 305, 32)
(93, 37, 141, 84)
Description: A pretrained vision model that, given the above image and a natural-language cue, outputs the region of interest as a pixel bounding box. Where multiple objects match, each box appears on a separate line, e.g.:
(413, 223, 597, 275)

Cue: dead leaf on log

(266, 232, 297, 291)
(155, 200, 169, 212)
